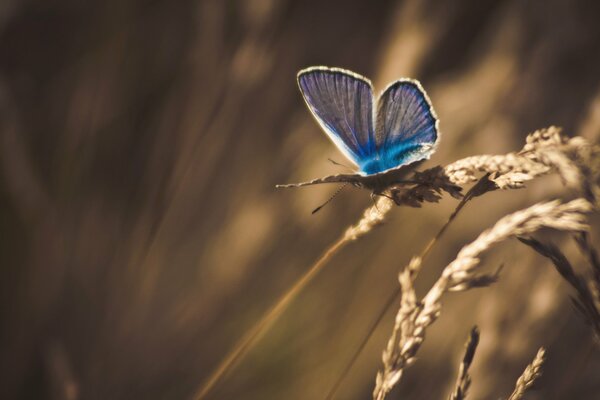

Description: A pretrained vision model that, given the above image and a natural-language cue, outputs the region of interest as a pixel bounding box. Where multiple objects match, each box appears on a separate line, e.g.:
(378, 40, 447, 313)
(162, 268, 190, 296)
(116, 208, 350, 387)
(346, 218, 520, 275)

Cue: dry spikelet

(507, 348, 546, 400)
(444, 153, 549, 188)
(438, 199, 591, 293)
(447, 327, 480, 400)
(344, 197, 393, 240)
(444, 126, 596, 191)
(372, 198, 591, 400)
(391, 166, 463, 207)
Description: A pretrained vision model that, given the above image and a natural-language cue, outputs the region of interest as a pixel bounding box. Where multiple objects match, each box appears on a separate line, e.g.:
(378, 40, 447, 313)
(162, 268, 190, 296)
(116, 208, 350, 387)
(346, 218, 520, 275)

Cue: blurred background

(1, 0, 600, 399)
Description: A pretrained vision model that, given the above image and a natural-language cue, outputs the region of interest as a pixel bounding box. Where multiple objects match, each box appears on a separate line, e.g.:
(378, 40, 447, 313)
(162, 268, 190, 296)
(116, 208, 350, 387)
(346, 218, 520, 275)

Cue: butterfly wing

(297, 67, 376, 168)
(363, 79, 438, 175)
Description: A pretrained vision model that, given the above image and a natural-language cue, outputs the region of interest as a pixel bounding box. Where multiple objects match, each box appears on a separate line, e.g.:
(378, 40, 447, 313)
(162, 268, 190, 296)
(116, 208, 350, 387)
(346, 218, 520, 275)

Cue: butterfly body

(278, 66, 439, 195)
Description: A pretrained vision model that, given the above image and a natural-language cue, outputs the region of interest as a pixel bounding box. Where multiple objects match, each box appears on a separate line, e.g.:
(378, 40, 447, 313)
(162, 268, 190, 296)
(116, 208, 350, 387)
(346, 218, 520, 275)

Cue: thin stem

(194, 197, 393, 399)
(194, 237, 347, 400)
(324, 287, 399, 400)
(324, 178, 487, 399)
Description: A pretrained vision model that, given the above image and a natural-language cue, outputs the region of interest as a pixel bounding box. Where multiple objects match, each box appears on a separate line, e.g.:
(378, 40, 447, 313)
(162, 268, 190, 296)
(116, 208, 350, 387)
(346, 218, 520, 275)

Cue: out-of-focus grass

(2, 0, 600, 399)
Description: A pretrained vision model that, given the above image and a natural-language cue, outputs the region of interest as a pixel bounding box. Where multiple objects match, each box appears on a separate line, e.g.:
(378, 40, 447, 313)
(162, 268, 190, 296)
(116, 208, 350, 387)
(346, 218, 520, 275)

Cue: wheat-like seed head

(507, 348, 546, 400)
(352, 127, 599, 400)
(344, 197, 393, 241)
(443, 126, 599, 192)
(447, 327, 480, 400)
(372, 198, 591, 400)
(391, 127, 599, 210)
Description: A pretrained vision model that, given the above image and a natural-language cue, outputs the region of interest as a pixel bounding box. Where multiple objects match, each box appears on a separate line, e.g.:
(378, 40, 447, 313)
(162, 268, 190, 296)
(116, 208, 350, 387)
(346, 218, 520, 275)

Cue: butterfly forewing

(297, 67, 376, 167)
(361, 80, 438, 175)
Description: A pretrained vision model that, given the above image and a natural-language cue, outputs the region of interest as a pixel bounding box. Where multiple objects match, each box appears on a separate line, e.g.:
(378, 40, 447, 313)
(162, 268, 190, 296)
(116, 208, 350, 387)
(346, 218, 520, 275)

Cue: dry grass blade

(344, 197, 393, 240)
(518, 236, 600, 341)
(575, 233, 600, 328)
(507, 348, 546, 400)
(574, 232, 600, 282)
(373, 199, 591, 400)
(448, 326, 480, 400)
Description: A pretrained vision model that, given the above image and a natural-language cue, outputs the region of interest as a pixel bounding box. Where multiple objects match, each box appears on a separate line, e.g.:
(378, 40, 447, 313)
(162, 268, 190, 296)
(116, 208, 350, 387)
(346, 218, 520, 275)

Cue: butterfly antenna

(327, 158, 353, 172)
(312, 184, 348, 214)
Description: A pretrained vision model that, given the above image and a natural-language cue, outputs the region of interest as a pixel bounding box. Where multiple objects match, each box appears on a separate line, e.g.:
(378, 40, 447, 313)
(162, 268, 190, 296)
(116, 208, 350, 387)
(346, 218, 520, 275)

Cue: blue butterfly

(278, 66, 439, 199)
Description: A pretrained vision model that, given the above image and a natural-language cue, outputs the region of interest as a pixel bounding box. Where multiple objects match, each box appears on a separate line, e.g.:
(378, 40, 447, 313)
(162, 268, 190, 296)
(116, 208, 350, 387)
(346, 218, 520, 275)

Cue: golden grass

(372, 127, 599, 399)
(373, 198, 591, 399)
(198, 127, 600, 400)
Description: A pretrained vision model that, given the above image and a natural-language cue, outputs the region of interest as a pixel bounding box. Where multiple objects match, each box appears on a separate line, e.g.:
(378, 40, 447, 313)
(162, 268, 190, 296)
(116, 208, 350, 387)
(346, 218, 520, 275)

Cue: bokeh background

(2, 0, 600, 399)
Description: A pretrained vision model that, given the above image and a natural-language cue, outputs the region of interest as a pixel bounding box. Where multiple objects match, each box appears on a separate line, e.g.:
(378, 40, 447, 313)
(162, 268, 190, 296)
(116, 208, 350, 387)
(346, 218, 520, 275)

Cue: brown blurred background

(1, 0, 600, 399)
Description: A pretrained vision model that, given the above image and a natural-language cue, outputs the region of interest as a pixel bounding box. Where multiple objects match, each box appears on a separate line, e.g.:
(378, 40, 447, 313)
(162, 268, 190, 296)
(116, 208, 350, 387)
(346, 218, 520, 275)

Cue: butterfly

(277, 66, 439, 203)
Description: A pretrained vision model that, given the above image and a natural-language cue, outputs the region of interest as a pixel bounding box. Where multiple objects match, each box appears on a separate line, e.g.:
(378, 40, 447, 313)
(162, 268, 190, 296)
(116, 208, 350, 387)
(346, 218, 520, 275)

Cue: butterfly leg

(372, 190, 395, 201)
(370, 191, 394, 212)
(370, 192, 380, 212)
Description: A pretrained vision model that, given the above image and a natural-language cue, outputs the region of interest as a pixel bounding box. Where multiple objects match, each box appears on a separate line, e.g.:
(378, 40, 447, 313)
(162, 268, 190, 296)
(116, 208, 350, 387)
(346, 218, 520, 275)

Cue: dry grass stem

(507, 348, 546, 400)
(448, 327, 480, 400)
(373, 199, 591, 400)
(196, 197, 395, 399)
(195, 236, 348, 399)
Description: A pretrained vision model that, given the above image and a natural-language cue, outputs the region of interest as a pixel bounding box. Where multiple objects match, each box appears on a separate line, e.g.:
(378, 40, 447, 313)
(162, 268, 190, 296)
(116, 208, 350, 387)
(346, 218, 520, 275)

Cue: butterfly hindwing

(297, 67, 376, 167)
(359, 80, 438, 175)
